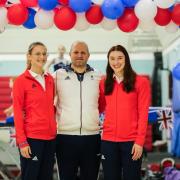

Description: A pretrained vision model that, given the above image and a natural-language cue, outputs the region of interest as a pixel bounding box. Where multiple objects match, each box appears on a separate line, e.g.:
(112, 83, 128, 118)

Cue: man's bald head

(69, 41, 90, 70)
(70, 41, 89, 55)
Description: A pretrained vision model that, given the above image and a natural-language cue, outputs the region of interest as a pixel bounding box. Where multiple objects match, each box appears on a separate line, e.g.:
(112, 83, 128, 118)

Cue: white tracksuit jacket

(54, 65, 102, 135)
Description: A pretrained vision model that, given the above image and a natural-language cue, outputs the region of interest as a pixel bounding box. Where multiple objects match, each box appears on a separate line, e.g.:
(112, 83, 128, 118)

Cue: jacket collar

(24, 69, 48, 79)
(28, 70, 48, 78)
(63, 64, 94, 73)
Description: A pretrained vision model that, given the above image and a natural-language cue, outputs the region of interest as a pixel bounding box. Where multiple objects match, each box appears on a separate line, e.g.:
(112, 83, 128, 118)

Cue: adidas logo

(32, 156, 38, 161)
(101, 155, 106, 160)
(65, 76, 70, 80)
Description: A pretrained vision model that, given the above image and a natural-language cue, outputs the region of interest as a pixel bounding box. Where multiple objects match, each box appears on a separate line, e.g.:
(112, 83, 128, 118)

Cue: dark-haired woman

(100, 45, 150, 180)
(13, 42, 56, 180)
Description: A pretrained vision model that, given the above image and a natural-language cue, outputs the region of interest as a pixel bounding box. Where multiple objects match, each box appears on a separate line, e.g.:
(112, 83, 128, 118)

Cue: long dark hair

(105, 45, 136, 95)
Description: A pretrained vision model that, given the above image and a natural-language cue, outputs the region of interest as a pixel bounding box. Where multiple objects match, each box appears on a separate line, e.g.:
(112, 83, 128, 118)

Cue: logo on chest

(65, 76, 70, 80)
(32, 83, 37, 88)
(91, 75, 94, 80)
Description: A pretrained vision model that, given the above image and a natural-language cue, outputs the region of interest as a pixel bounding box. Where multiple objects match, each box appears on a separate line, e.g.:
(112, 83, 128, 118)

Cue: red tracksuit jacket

(13, 70, 56, 147)
(100, 75, 151, 146)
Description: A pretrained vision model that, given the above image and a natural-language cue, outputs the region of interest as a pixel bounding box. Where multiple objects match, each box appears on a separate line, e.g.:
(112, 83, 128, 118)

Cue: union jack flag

(149, 107, 173, 131)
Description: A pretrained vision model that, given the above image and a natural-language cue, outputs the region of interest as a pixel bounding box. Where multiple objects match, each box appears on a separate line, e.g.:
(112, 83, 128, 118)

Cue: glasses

(31, 52, 49, 57)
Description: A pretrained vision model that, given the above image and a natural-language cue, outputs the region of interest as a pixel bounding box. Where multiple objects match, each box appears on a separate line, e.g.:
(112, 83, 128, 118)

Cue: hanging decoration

(0, 0, 179, 33)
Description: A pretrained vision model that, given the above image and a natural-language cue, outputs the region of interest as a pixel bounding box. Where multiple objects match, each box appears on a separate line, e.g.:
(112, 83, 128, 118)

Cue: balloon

(100, 17, 117, 31)
(154, 7, 171, 26)
(135, 0, 157, 21)
(34, 9, 54, 29)
(74, 13, 90, 31)
(154, 0, 175, 9)
(0, 0, 7, 6)
(165, 20, 179, 33)
(101, 0, 124, 19)
(38, 0, 58, 11)
(7, 4, 28, 25)
(7, 0, 20, 3)
(0, 7, 8, 31)
(20, 0, 38, 7)
(139, 20, 155, 32)
(169, 5, 174, 12)
(91, 0, 104, 5)
(117, 8, 139, 32)
(69, 0, 91, 12)
(23, 8, 36, 29)
(58, 0, 69, 5)
(173, 63, 180, 80)
(54, 7, 76, 30)
(172, 77, 180, 112)
(172, 4, 180, 25)
(122, 0, 139, 7)
(85, 5, 103, 24)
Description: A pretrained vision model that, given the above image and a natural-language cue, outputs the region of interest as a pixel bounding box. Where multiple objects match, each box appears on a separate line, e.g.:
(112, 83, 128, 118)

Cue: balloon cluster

(0, 0, 179, 33)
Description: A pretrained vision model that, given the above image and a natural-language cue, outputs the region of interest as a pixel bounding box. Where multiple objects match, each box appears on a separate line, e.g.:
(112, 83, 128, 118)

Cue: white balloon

(165, 21, 179, 33)
(100, 17, 117, 31)
(139, 20, 155, 32)
(0, 7, 8, 32)
(34, 9, 54, 29)
(135, 0, 157, 21)
(91, 0, 104, 5)
(7, 0, 20, 4)
(154, 0, 175, 9)
(74, 13, 90, 31)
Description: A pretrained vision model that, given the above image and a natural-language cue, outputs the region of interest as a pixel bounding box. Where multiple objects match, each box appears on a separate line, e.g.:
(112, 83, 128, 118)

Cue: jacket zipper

(115, 84, 118, 141)
(80, 81, 82, 135)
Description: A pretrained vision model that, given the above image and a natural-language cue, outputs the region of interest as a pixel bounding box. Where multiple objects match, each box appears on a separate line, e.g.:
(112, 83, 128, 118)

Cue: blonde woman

(13, 42, 56, 180)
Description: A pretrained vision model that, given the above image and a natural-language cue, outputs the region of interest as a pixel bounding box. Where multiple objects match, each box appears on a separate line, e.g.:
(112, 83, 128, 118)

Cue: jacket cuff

(19, 141, 29, 148)
(135, 138, 144, 147)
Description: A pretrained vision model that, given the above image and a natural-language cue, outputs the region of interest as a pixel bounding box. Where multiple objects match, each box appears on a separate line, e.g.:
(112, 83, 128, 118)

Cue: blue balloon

(38, 0, 58, 11)
(121, 0, 139, 7)
(172, 77, 180, 112)
(101, 0, 125, 20)
(172, 62, 180, 80)
(23, 8, 36, 29)
(69, 0, 91, 13)
(169, 5, 174, 12)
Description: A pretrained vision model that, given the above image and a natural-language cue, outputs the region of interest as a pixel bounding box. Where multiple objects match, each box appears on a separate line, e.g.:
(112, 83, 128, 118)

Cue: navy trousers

(20, 138, 56, 180)
(56, 134, 101, 180)
(101, 140, 142, 180)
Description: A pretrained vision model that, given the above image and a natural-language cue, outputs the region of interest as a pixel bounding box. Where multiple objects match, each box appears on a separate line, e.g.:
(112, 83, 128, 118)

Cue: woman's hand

(131, 143, 143, 161)
(20, 146, 32, 158)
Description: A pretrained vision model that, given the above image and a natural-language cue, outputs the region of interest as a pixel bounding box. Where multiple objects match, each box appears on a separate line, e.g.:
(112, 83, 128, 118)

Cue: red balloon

(154, 7, 171, 26)
(54, 7, 59, 15)
(58, 0, 69, 6)
(7, 4, 28, 25)
(54, 7, 76, 30)
(0, 0, 6, 6)
(85, 5, 103, 24)
(117, 8, 139, 32)
(172, 4, 180, 25)
(20, 0, 38, 7)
